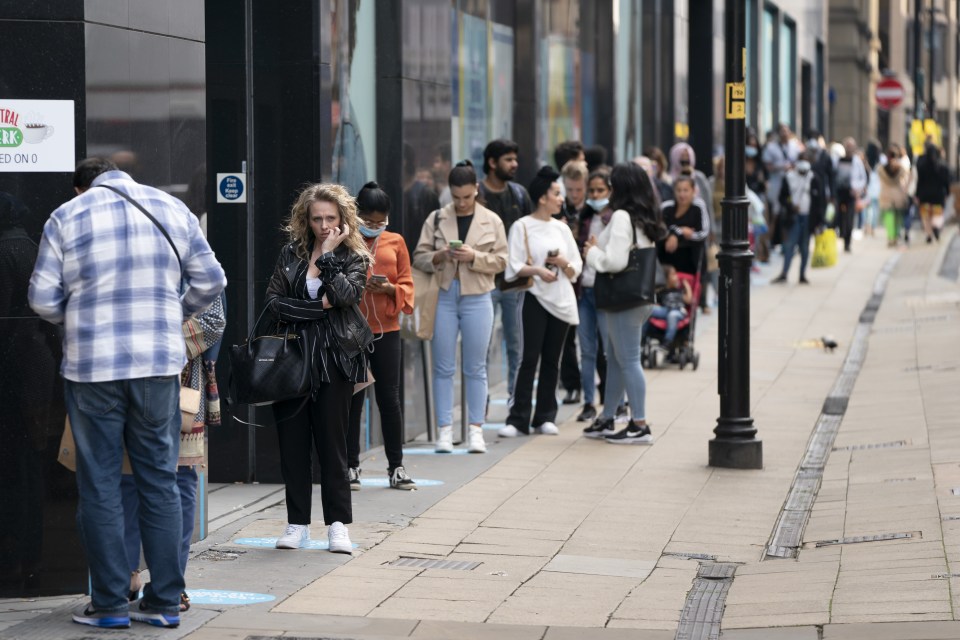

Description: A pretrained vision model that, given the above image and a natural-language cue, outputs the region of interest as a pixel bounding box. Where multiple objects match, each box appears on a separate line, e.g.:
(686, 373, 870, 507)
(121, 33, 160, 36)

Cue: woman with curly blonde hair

(265, 183, 374, 553)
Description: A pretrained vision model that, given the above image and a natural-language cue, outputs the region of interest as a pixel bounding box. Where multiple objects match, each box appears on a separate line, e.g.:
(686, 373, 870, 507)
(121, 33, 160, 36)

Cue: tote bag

(228, 307, 312, 406)
(594, 227, 658, 311)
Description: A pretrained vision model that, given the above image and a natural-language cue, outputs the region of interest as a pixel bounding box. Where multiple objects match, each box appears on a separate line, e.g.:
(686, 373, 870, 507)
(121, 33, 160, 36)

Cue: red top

(360, 231, 414, 334)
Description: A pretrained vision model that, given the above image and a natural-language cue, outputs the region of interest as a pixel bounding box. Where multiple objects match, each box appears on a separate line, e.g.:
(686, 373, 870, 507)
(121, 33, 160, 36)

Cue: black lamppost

(710, 0, 762, 469)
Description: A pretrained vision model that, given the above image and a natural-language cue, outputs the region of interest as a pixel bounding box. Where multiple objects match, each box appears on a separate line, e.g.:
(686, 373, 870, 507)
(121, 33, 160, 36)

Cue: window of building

(779, 17, 796, 130)
(761, 5, 776, 135)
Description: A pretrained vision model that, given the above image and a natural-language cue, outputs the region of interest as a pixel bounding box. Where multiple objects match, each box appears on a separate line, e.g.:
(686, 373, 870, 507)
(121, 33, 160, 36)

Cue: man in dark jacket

(915, 143, 951, 243)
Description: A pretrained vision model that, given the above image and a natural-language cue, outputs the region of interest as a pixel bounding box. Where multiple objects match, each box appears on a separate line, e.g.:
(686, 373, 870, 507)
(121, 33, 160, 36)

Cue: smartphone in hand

(369, 274, 388, 284)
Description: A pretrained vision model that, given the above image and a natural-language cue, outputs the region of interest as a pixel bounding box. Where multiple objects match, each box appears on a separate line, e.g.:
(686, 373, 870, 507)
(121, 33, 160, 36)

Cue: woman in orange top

(347, 182, 416, 490)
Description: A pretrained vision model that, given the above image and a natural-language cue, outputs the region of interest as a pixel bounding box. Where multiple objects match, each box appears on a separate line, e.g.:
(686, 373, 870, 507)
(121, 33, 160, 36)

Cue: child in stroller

(642, 265, 701, 370)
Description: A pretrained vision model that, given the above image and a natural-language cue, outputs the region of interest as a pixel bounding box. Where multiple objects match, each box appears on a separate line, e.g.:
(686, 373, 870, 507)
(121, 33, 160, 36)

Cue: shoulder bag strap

(96, 184, 182, 272)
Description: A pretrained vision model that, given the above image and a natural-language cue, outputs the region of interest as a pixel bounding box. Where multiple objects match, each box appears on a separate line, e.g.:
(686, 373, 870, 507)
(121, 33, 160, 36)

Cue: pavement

(4, 226, 960, 640)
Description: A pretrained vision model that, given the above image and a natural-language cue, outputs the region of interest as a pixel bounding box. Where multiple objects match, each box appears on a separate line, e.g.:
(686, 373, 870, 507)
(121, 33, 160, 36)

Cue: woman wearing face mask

(575, 167, 613, 422)
(657, 176, 710, 276)
(669, 142, 714, 226)
(413, 160, 508, 454)
(499, 166, 583, 438)
(346, 182, 416, 491)
(773, 151, 825, 284)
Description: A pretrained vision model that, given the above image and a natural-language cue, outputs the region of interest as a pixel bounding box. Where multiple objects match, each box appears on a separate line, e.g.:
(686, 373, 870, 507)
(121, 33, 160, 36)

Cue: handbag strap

(96, 184, 182, 272)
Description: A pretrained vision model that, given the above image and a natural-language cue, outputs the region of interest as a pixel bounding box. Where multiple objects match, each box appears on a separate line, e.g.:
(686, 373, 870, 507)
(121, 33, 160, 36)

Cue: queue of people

(30, 126, 952, 631)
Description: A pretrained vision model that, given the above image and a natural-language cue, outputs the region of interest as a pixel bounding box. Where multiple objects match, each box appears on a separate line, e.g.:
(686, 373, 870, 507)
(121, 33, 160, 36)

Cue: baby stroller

(641, 270, 702, 371)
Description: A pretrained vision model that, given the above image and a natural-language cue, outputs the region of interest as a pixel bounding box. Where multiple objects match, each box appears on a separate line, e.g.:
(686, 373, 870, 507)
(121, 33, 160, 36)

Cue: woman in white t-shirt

(498, 166, 582, 437)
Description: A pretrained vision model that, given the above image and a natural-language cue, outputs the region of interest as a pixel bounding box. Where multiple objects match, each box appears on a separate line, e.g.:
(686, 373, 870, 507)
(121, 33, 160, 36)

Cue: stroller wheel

(692, 353, 700, 371)
(649, 348, 658, 369)
(678, 351, 687, 369)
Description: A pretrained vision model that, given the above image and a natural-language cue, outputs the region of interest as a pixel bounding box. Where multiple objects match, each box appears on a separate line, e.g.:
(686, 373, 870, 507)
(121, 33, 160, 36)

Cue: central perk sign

(0, 99, 76, 172)
(876, 77, 905, 110)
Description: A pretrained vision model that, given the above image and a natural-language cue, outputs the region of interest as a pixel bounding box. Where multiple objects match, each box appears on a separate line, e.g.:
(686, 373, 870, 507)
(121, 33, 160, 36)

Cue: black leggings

(507, 293, 570, 433)
(347, 330, 405, 470)
(273, 360, 353, 526)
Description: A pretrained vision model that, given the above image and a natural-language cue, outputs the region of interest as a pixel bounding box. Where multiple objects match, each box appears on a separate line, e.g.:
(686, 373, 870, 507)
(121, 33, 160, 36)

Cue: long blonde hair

(284, 183, 374, 264)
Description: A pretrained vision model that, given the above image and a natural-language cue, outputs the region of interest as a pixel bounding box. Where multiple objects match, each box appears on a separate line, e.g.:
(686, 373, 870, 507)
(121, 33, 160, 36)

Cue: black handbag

(229, 307, 313, 407)
(594, 226, 659, 311)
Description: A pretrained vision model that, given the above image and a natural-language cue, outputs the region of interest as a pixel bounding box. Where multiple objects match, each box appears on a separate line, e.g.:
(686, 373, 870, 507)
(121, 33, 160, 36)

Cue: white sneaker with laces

(435, 425, 454, 453)
(534, 422, 559, 435)
(275, 524, 309, 549)
(328, 521, 353, 554)
(497, 425, 521, 438)
(467, 425, 487, 453)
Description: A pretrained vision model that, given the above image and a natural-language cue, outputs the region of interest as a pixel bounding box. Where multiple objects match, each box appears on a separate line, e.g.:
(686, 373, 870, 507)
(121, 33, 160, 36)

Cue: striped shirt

(28, 171, 227, 382)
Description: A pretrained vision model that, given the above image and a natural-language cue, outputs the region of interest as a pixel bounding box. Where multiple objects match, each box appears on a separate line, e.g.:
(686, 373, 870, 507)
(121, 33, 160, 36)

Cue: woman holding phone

(499, 166, 582, 438)
(265, 183, 373, 552)
(347, 182, 416, 491)
(413, 160, 508, 454)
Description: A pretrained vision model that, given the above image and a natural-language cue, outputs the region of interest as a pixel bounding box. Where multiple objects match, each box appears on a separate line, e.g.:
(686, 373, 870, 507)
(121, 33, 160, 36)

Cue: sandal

(180, 591, 191, 612)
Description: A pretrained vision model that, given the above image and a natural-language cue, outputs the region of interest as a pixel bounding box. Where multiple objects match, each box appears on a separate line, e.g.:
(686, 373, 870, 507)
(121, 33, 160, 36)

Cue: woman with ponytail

(347, 182, 416, 490)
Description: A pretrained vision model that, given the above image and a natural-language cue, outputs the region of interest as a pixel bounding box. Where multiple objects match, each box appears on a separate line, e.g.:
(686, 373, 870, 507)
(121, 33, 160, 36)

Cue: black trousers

(507, 293, 570, 433)
(347, 330, 404, 471)
(273, 359, 353, 526)
(838, 194, 856, 251)
(559, 329, 580, 392)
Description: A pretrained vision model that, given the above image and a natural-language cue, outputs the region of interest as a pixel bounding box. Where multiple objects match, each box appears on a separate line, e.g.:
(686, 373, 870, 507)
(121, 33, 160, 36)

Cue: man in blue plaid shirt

(28, 158, 226, 629)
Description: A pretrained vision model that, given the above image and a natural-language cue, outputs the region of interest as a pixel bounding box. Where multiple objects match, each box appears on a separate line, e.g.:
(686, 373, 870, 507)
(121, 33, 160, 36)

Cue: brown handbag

(499, 222, 534, 291)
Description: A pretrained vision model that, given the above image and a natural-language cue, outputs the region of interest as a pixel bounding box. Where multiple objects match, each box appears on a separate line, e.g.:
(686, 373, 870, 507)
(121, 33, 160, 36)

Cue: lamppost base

(709, 438, 763, 469)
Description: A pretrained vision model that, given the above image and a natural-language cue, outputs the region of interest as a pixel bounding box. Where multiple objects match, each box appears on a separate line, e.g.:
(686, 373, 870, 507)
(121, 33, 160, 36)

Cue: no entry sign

(876, 77, 905, 110)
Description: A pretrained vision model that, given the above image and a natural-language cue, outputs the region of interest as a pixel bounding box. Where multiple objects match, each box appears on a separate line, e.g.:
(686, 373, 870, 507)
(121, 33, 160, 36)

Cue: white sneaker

(497, 425, 521, 438)
(328, 521, 353, 554)
(435, 425, 454, 453)
(534, 422, 559, 435)
(467, 425, 487, 453)
(276, 524, 309, 549)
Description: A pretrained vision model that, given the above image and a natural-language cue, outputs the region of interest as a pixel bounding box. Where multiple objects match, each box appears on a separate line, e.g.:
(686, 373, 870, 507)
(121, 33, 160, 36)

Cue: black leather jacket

(265, 242, 373, 384)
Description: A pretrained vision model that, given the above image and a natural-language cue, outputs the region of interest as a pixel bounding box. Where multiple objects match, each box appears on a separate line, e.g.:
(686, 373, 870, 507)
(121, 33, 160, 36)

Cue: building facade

(1, 0, 831, 598)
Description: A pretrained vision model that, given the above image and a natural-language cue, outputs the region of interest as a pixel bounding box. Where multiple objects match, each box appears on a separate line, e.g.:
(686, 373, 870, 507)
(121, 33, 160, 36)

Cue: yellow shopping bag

(811, 228, 838, 268)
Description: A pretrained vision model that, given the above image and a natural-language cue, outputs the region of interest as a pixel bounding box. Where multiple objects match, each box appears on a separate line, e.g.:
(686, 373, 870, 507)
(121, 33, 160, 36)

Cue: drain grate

(387, 556, 480, 571)
(675, 563, 739, 640)
(195, 549, 245, 561)
(832, 440, 909, 452)
(663, 552, 718, 561)
(943, 515, 960, 521)
(812, 532, 914, 548)
(882, 477, 917, 483)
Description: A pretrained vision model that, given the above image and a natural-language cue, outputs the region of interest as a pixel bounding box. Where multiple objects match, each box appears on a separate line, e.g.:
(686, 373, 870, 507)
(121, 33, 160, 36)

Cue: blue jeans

(598, 306, 651, 421)
(122, 466, 199, 578)
(781, 214, 811, 278)
(432, 280, 494, 426)
(646, 306, 686, 344)
(65, 377, 184, 615)
(489, 287, 520, 395)
(577, 288, 600, 405)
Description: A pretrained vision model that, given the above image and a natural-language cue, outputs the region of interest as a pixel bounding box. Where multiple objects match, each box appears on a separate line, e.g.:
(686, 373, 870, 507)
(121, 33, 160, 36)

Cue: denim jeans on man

(597, 306, 651, 421)
(489, 287, 520, 395)
(66, 377, 184, 616)
(577, 288, 600, 405)
(122, 466, 198, 578)
(780, 214, 811, 278)
(432, 280, 494, 426)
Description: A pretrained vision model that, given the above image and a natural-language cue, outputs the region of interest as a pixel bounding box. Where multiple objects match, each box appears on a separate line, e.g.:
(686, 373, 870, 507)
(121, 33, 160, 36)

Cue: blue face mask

(586, 198, 609, 211)
(745, 146, 759, 158)
(359, 224, 385, 238)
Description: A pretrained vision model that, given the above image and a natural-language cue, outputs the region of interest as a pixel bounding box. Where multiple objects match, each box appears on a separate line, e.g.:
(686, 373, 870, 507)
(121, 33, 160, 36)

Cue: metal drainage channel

(387, 556, 481, 571)
(765, 255, 901, 560)
(674, 563, 739, 640)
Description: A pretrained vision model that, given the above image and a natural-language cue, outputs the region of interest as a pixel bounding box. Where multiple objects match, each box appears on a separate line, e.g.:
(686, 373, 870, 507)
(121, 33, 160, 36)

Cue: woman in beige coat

(878, 147, 912, 247)
(413, 160, 507, 454)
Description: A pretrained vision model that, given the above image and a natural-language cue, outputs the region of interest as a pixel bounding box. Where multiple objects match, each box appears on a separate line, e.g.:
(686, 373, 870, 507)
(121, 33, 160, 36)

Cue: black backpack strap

(96, 184, 182, 272)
